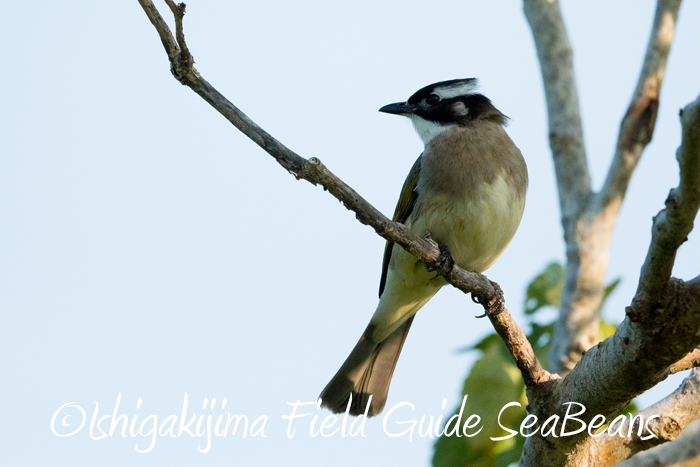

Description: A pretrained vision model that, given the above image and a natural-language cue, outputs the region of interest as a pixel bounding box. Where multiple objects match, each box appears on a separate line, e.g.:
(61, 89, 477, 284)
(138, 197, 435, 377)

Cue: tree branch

(483, 283, 556, 386)
(523, 0, 591, 232)
(163, 0, 191, 65)
(528, 0, 682, 376)
(139, 0, 178, 62)
(524, 0, 597, 377)
(592, 369, 700, 466)
(597, 0, 682, 215)
(630, 94, 700, 319)
(136, 1, 550, 387)
(616, 419, 700, 467)
(671, 346, 700, 374)
(518, 94, 700, 466)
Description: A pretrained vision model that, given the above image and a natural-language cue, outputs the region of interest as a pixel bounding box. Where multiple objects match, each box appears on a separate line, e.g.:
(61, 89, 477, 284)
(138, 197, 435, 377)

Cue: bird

(319, 78, 528, 417)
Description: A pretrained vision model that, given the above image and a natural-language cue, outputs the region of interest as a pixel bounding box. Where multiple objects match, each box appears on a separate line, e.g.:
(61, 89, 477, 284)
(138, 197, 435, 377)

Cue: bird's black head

(379, 79, 507, 141)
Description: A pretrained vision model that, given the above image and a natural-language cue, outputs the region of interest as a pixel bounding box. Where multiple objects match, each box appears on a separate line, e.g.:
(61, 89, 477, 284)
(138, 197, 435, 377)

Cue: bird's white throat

(409, 115, 455, 145)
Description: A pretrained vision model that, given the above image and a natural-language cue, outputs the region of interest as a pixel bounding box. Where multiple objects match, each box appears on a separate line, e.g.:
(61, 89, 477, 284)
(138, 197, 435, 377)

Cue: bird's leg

(473, 281, 505, 318)
(422, 232, 455, 280)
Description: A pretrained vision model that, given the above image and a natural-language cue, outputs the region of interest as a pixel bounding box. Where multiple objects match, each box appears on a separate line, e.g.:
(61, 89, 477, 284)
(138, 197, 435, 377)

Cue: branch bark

(592, 369, 700, 466)
(525, 0, 682, 376)
(523, 0, 596, 377)
(136, 1, 551, 387)
(597, 0, 681, 213)
(616, 419, 700, 467)
(523, 0, 591, 230)
(671, 346, 700, 374)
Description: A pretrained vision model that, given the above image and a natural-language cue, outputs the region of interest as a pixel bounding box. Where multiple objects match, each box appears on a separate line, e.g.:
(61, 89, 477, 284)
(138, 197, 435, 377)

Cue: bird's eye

(426, 94, 440, 105)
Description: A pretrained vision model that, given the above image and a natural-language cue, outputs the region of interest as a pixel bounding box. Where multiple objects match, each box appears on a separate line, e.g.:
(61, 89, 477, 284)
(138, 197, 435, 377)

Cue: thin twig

(485, 282, 555, 386)
(671, 347, 700, 374)
(164, 1, 192, 67)
(138, 0, 179, 61)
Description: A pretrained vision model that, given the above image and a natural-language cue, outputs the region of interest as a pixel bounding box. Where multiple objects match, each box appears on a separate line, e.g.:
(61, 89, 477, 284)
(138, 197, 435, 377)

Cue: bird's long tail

(319, 315, 415, 416)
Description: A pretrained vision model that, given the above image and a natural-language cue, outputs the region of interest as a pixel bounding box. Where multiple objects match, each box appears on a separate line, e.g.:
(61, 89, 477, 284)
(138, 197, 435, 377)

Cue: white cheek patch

(452, 101, 469, 116)
(408, 115, 454, 144)
(433, 81, 478, 100)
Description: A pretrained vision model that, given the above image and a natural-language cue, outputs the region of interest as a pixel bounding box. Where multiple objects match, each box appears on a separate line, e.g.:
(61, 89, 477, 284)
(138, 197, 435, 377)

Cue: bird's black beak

(378, 101, 416, 115)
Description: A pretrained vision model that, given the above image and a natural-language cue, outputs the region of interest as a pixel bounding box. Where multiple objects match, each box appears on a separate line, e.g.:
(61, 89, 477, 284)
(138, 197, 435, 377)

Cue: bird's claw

(425, 243, 454, 280)
(472, 282, 505, 318)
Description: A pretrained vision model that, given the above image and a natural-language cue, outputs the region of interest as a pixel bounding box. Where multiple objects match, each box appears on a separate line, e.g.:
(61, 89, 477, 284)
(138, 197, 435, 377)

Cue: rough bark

(592, 369, 700, 466)
(616, 419, 700, 467)
(671, 347, 700, 374)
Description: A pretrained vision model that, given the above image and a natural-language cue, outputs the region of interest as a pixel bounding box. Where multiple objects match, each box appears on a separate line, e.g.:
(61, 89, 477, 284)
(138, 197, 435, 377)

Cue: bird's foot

(423, 243, 455, 280)
(473, 281, 506, 318)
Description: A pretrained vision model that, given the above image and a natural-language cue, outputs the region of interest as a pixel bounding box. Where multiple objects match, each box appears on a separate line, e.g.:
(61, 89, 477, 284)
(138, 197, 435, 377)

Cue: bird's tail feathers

(319, 315, 415, 416)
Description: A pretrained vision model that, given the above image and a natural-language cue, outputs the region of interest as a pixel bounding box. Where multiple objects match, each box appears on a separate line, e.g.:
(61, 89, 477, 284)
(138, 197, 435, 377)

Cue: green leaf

(433, 339, 526, 467)
(528, 322, 555, 371)
(524, 263, 564, 315)
(598, 319, 618, 341)
(597, 278, 621, 316)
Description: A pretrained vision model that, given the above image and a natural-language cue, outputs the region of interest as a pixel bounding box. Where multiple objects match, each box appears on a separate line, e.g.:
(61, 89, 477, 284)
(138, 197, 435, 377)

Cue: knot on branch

(631, 277, 693, 342)
(649, 415, 682, 442)
(300, 157, 322, 183)
(622, 96, 660, 147)
(165, 0, 194, 83)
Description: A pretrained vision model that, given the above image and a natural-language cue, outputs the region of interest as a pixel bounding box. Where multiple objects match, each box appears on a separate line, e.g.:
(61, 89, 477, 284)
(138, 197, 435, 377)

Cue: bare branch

(163, 1, 192, 68)
(137, 0, 178, 62)
(523, 0, 591, 230)
(616, 420, 700, 467)
(483, 283, 556, 386)
(630, 94, 700, 319)
(520, 276, 700, 467)
(671, 347, 700, 374)
(591, 369, 700, 466)
(136, 1, 550, 386)
(524, 0, 596, 377)
(597, 0, 682, 215)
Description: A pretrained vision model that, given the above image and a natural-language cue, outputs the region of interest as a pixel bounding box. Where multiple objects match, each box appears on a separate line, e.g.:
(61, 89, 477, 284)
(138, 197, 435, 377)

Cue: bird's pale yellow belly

(370, 173, 525, 342)
(409, 173, 525, 273)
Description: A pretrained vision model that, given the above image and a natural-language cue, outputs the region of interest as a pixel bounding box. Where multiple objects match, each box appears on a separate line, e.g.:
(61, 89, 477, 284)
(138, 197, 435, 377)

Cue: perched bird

(319, 78, 528, 416)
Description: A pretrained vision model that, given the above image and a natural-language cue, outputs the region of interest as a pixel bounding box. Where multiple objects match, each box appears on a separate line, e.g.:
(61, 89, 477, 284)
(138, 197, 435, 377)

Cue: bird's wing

(379, 154, 423, 298)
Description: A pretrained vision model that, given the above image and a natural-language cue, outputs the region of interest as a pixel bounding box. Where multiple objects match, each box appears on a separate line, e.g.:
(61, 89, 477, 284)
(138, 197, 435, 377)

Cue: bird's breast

(408, 124, 527, 273)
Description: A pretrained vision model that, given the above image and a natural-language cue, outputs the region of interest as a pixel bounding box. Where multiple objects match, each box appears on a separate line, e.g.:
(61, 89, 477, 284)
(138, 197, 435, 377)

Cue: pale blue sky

(1, 1, 699, 466)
